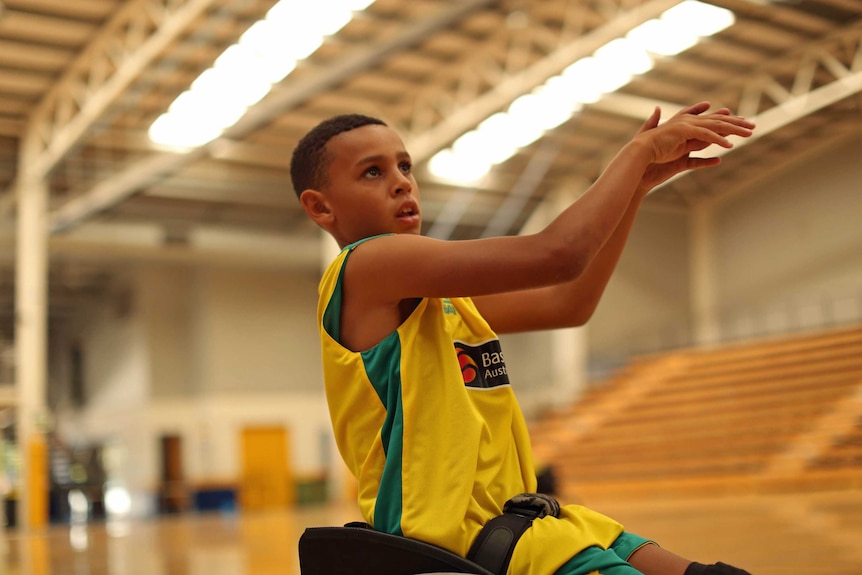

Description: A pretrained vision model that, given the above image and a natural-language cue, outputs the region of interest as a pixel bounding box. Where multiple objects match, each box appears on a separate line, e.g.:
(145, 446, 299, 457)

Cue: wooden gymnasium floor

(1, 490, 860, 575)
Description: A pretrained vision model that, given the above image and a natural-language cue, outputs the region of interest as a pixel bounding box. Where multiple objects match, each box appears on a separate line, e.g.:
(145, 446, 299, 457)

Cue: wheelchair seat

(298, 523, 496, 575)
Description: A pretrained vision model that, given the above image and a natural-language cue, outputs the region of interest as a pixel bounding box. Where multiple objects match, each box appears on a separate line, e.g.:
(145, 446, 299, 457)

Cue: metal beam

(0, 118, 22, 138)
(479, 139, 560, 238)
(22, 0, 220, 182)
(47, 0, 498, 233)
(50, 147, 206, 232)
(405, 0, 683, 163)
(414, 0, 682, 239)
(726, 69, 862, 151)
(0, 220, 322, 268)
(463, 16, 862, 238)
(654, 22, 862, 193)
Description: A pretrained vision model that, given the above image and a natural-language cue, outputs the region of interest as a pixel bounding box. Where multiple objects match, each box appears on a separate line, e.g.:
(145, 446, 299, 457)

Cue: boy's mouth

(397, 202, 419, 219)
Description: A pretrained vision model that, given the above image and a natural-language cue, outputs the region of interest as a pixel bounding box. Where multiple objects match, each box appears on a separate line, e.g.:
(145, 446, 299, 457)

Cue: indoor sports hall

(0, 1, 860, 574)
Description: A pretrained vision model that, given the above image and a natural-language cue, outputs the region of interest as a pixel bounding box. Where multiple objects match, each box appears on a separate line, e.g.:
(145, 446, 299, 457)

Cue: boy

(291, 103, 755, 575)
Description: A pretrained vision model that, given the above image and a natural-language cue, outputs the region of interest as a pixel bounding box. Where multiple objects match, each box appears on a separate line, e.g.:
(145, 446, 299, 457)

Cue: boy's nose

(390, 177, 412, 196)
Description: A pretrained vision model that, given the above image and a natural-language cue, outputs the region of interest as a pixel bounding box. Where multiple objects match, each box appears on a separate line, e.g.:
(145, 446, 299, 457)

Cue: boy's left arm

(473, 186, 643, 334)
(475, 103, 728, 334)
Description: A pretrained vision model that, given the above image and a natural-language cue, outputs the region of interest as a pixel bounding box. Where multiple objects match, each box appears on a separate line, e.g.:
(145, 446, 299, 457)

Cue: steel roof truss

(20, 0, 219, 180)
(735, 23, 862, 117)
(404, 0, 683, 162)
(47, 0, 497, 233)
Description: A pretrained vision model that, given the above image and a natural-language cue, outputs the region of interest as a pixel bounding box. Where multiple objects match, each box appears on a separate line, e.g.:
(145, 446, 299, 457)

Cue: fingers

(640, 154, 721, 191)
(667, 154, 721, 176)
(685, 115, 756, 146)
(675, 102, 711, 117)
(638, 106, 661, 134)
(705, 116, 756, 139)
(716, 114, 756, 130)
(639, 102, 754, 137)
(674, 154, 722, 173)
(691, 126, 733, 149)
(684, 112, 754, 131)
(685, 156, 722, 170)
(671, 103, 751, 127)
(636, 104, 755, 163)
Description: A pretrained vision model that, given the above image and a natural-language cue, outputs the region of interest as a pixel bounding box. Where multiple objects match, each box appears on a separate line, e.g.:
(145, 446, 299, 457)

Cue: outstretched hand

(635, 102, 755, 193)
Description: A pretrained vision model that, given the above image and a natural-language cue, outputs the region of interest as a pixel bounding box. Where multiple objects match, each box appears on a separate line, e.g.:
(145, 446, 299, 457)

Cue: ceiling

(0, 0, 861, 334)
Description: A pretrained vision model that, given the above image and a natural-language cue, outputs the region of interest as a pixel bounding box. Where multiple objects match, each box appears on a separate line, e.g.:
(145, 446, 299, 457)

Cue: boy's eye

(364, 167, 381, 177)
(399, 162, 412, 174)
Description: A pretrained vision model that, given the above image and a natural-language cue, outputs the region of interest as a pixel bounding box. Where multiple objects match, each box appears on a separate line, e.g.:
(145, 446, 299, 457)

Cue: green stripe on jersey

(361, 332, 404, 535)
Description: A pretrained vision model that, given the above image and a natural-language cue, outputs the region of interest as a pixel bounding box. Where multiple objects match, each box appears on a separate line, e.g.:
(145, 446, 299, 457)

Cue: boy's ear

(299, 189, 334, 227)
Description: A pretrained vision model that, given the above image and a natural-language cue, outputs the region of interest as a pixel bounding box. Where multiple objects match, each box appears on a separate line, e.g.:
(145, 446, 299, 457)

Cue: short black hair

(290, 113, 387, 198)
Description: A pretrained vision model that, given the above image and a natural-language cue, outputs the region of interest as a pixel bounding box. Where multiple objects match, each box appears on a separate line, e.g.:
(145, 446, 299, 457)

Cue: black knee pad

(685, 561, 752, 575)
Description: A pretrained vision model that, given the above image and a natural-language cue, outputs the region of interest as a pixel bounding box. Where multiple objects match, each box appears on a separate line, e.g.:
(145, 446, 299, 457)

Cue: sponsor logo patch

(454, 340, 510, 389)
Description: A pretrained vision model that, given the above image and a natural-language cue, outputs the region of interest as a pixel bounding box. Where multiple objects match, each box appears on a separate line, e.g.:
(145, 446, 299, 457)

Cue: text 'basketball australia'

(454, 340, 510, 389)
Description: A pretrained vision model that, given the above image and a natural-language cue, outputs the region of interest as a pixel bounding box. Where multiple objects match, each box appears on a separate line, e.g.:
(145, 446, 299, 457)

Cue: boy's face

(318, 124, 421, 245)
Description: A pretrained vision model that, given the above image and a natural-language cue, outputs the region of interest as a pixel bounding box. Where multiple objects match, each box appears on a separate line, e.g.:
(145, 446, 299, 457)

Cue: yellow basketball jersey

(317, 237, 624, 573)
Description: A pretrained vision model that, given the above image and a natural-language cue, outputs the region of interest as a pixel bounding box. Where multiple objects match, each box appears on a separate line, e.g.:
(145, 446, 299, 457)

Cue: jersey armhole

(321, 234, 393, 345)
(322, 250, 351, 344)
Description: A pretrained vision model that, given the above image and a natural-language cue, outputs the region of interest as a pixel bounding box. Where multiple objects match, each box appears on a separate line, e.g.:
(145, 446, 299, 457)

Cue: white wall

(586, 207, 692, 366)
(503, 135, 862, 391)
(499, 208, 692, 410)
(135, 262, 324, 397)
(194, 267, 321, 393)
(713, 135, 862, 335)
(76, 290, 149, 410)
(54, 262, 331, 516)
(139, 264, 196, 397)
(499, 331, 554, 392)
(573, 135, 862, 367)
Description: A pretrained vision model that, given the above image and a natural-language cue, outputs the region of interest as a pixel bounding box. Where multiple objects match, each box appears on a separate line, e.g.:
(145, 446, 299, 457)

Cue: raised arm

(340, 104, 753, 345)
(472, 187, 644, 333)
(473, 102, 739, 333)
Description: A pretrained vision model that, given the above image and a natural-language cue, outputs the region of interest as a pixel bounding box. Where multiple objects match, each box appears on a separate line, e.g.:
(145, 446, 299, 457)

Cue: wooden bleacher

(529, 325, 862, 500)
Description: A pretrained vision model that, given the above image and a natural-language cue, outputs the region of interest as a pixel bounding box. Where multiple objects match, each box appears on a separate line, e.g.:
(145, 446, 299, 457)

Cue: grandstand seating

(529, 325, 862, 499)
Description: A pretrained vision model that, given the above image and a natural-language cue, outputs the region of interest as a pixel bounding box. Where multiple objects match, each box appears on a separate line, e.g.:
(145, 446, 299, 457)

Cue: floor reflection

(1, 491, 860, 575)
(3, 503, 361, 575)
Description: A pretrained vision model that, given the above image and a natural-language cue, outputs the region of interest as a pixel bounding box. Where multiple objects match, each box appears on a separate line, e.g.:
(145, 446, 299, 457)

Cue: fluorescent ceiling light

(595, 38, 653, 76)
(428, 149, 492, 183)
(476, 113, 521, 164)
(662, 0, 736, 37)
(429, 0, 735, 184)
(149, 0, 374, 149)
(627, 19, 698, 56)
